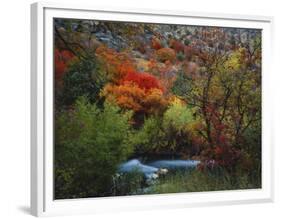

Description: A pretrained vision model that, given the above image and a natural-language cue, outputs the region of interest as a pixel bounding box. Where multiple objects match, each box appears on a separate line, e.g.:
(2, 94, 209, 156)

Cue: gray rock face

(94, 31, 127, 51)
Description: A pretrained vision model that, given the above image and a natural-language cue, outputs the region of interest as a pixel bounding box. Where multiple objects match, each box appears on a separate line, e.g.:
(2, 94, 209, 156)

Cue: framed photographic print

(31, 2, 274, 217)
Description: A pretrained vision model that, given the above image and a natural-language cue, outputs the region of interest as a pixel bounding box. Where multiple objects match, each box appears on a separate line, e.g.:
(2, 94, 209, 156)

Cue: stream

(118, 159, 200, 181)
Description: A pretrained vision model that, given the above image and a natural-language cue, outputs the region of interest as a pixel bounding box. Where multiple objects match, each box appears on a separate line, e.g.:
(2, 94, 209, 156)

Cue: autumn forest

(54, 18, 262, 199)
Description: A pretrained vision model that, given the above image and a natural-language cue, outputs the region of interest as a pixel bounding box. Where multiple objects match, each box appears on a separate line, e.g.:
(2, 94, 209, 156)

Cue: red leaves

(55, 49, 74, 80)
(151, 36, 162, 50)
(120, 71, 164, 92)
(214, 146, 241, 167)
(198, 145, 241, 172)
(184, 46, 193, 60)
(169, 39, 185, 53)
(205, 105, 228, 133)
(214, 146, 224, 156)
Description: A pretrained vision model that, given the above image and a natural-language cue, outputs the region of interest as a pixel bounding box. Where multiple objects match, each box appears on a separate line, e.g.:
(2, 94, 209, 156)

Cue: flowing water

(118, 159, 200, 180)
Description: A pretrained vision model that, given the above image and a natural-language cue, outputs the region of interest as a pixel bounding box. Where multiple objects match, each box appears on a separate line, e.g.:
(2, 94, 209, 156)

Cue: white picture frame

(31, 2, 274, 217)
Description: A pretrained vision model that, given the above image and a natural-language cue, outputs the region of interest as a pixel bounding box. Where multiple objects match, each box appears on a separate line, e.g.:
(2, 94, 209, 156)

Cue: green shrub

(132, 101, 196, 153)
(60, 58, 107, 106)
(55, 97, 134, 199)
(132, 116, 166, 153)
(184, 39, 191, 46)
(163, 100, 194, 132)
(132, 101, 196, 154)
(176, 52, 185, 61)
(171, 70, 192, 98)
(112, 170, 144, 196)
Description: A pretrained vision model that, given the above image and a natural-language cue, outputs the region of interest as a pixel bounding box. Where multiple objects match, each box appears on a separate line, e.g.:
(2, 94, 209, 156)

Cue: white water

(118, 159, 159, 179)
(118, 159, 200, 180)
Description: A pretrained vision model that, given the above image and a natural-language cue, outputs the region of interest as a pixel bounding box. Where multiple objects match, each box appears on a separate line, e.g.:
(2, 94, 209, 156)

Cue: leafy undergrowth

(144, 169, 261, 195)
(110, 167, 261, 197)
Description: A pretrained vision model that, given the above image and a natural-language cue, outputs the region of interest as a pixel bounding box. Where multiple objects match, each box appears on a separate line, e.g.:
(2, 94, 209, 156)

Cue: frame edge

(31, 2, 274, 216)
(31, 2, 44, 217)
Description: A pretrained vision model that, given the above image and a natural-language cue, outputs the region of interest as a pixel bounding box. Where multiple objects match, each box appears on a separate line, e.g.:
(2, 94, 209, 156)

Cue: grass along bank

(145, 169, 261, 195)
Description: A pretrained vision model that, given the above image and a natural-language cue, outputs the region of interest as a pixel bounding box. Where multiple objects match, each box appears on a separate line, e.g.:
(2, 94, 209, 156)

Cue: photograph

(54, 18, 262, 200)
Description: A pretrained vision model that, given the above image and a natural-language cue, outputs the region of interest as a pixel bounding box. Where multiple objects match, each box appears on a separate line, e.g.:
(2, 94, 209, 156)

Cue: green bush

(132, 101, 196, 153)
(112, 170, 144, 196)
(176, 52, 185, 61)
(132, 116, 166, 153)
(171, 70, 192, 98)
(60, 58, 107, 106)
(132, 101, 195, 154)
(55, 97, 134, 199)
(184, 39, 191, 46)
(163, 100, 194, 131)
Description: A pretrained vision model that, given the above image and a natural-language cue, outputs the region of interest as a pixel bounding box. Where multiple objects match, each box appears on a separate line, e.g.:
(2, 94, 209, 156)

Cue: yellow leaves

(163, 99, 194, 131)
(224, 48, 247, 72)
(167, 96, 185, 105)
(135, 58, 151, 72)
(169, 96, 185, 106)
(209, 78, 224, 101)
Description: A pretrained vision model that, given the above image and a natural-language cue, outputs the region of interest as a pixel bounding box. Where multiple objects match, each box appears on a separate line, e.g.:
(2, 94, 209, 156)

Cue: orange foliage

(103, 83, 146, 112)
(95, 45, 136, 82)
(156, 48, 176, 63)
(102, 82, 167, 115)
(143, 88, 168, 114)
(96, 45, 168, 115)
